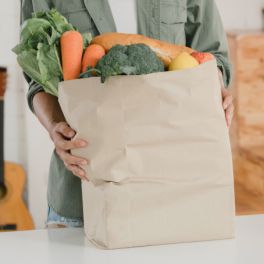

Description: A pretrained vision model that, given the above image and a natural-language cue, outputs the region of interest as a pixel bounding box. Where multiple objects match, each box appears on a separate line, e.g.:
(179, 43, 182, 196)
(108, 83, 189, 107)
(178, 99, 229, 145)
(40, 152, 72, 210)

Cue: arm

(20, 0, 89, 180)
(185, 0, 234, 127)
(185, 0, 232, 88)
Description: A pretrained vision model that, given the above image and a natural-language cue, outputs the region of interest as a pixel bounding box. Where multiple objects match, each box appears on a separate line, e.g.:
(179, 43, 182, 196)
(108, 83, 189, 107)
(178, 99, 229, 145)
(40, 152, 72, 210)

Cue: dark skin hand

(32, 92, 89, 180)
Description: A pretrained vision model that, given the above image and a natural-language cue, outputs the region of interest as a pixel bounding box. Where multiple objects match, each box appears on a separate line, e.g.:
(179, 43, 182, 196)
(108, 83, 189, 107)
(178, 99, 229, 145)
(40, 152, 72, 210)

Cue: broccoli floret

(94, 44, 164, 83)
(127, 44, 164, 74)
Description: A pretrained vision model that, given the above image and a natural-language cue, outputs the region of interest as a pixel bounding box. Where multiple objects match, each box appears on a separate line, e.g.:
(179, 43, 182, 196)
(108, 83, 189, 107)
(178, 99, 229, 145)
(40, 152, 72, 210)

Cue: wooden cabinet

(228, 31, 264, 215)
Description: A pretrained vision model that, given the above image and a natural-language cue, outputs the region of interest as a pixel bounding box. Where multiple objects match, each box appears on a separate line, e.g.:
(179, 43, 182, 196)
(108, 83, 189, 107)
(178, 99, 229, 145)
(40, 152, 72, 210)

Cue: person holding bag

(20, 0, 234, 228)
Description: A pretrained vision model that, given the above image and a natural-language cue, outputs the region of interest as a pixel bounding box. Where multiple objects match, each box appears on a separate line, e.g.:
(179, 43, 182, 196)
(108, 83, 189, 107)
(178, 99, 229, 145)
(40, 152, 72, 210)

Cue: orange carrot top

(61, 30, 83, 81)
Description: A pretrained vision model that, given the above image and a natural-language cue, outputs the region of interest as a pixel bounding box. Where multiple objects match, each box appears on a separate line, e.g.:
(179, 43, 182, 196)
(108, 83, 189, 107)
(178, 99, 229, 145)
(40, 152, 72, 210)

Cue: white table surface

(0, 215, 263, 264)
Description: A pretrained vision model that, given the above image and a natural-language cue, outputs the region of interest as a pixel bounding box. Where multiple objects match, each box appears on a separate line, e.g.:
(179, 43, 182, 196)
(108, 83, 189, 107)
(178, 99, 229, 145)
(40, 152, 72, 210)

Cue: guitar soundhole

(0, 224, 17, 231)
(0, 184, 7, 199)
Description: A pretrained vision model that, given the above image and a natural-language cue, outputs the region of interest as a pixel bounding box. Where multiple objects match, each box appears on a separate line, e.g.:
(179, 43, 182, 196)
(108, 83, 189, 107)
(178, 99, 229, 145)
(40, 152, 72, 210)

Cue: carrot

(81, 44, 105, 73)
(61, 31, 83, 80)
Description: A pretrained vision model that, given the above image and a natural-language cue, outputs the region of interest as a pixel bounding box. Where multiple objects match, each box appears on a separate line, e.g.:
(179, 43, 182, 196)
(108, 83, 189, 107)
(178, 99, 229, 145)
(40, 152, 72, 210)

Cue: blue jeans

(46, 206, 84, 228)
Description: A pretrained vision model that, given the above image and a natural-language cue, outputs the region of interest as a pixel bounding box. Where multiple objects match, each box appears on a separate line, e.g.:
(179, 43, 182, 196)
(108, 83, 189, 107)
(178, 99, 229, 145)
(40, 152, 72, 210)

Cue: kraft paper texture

(58, 60, 235, 249)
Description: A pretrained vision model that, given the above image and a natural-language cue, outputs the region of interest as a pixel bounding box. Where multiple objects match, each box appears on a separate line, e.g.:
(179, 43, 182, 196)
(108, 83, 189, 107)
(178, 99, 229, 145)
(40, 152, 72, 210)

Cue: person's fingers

(56, 122, 76, 139)
(60, 151, 89, 167)
(223, 94, 233, 110)
(221, 85, 228, 95)
(221, 86, 235, 128)
(50, 122, 89, 180)
(56, 148, 89, 180)
(64, 162, 88, 181)
(225, 104, 234, 128)
(53, 132, 88, 151)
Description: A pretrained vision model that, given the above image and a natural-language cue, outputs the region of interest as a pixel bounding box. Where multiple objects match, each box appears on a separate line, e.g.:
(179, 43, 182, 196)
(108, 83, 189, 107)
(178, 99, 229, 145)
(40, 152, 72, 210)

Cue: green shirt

(21, 0, 232, 218)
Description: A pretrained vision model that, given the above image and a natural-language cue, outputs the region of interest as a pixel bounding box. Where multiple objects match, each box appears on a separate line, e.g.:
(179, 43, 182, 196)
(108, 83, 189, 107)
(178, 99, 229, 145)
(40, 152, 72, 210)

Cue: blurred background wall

(216, 0, 263, 29)
(0, 0, 263, 228)
(0, 1, 54, 228)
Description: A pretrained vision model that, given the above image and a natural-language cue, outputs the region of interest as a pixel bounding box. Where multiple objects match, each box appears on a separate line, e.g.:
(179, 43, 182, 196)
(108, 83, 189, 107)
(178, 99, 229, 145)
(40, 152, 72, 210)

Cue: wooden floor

(233, 149, 264, 216)
(235, 181, 264, 215)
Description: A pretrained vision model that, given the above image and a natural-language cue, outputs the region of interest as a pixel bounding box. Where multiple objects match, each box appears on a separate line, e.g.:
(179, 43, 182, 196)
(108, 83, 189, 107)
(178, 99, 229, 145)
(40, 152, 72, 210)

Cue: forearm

(185, 0, 232, 87)
(32, 92, 66, 134)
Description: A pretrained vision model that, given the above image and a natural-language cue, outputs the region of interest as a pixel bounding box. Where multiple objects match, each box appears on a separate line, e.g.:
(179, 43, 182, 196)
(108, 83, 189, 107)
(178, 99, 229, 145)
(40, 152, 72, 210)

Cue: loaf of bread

(91, 32, 195, 68)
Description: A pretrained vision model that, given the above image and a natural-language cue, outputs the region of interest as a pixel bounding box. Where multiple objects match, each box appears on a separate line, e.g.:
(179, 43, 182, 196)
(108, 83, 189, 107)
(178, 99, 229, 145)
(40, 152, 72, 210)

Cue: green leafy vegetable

(16, 49, 60, 93)
(82, 44, 164, 83)
(33, 9, 74, 34)
(12, 9, 75, 96)
(82, 32, 93, 50)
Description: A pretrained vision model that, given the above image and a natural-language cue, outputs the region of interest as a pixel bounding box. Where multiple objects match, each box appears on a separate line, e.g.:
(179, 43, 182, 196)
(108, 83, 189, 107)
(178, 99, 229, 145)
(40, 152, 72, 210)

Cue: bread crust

(91, 33, 194, 67)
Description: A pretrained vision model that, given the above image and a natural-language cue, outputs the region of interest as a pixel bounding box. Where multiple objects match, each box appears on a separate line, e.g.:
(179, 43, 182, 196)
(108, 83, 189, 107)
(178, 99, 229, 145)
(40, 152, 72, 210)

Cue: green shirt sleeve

(185, 0, 232, 88)
(20, 0, 45, 113)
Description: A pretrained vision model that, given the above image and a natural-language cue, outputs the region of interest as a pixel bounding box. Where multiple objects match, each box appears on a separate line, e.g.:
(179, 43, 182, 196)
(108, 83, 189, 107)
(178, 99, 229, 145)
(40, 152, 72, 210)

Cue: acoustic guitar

(0, 67, 34, 231)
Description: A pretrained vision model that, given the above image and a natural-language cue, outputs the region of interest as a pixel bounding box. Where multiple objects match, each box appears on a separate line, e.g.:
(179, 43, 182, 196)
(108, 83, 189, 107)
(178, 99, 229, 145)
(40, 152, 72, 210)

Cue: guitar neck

(0, 67, 6, 186)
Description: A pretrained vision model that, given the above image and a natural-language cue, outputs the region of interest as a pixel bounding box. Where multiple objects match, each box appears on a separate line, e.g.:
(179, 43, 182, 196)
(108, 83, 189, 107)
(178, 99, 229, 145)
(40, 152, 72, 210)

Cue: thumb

(221, 86, 229, 97)
(58, 122, 76, 139)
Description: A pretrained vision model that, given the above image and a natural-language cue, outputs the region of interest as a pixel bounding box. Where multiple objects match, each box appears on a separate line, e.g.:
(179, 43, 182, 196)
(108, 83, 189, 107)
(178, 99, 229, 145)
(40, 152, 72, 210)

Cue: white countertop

(0, 215, 263, 264)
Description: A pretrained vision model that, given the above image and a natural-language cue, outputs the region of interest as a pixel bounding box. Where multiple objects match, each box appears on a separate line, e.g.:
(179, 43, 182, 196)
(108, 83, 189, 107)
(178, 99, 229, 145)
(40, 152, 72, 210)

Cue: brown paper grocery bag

(58, 60, 235, 249)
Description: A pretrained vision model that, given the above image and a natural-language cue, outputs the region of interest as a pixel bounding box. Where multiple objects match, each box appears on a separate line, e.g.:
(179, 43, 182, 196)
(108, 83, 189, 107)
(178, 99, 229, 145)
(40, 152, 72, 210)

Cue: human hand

(49, 121, 89, 180)
(218, 69, 234, 129)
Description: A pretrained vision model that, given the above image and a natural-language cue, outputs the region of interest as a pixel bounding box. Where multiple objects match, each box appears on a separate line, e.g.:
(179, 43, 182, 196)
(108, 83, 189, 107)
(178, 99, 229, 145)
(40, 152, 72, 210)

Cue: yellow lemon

(168, 52, 199, 71)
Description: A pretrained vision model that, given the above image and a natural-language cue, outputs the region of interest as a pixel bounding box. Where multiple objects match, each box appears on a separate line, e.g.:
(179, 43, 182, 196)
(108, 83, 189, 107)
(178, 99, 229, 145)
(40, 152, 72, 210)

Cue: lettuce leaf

(82, 32, 93, 50)
(17, 49, 59, 95)
(33, 9, 75, 34)
(12, 9, 76, 97)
